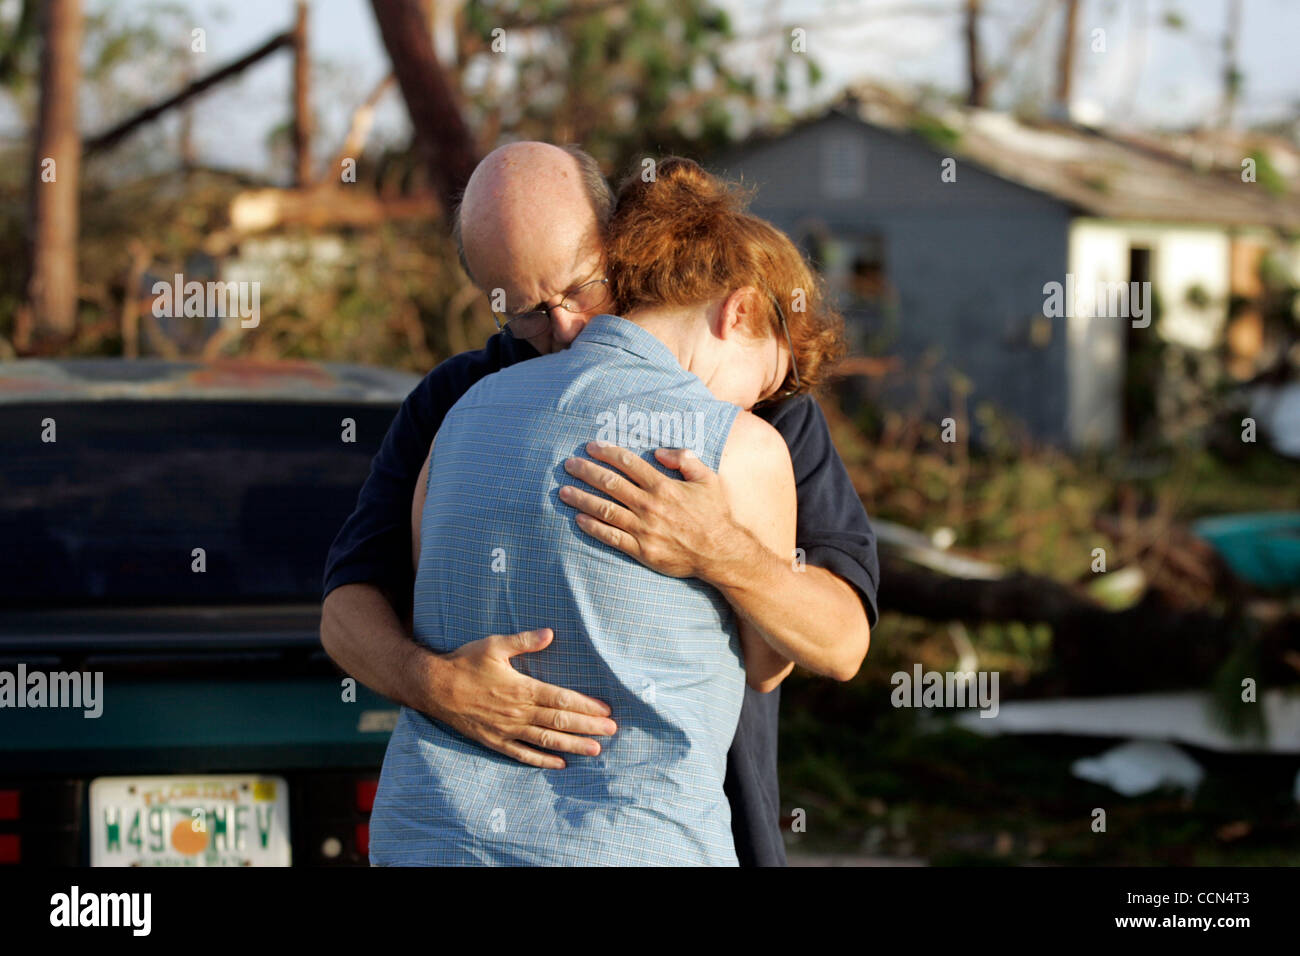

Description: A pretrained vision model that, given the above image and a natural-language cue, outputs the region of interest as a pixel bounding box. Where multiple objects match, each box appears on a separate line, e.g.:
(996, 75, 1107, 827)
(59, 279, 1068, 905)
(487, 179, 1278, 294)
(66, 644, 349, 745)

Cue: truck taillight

(0, 788, 18, 862)
(290, 772, 380, 865)
(355, 779, 378, 813)
(0, 780, 81, 865)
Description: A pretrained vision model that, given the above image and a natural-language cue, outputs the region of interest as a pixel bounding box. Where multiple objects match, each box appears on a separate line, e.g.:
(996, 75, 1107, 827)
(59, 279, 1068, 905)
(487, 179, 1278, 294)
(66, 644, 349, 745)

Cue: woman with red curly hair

(605, 157, 845, 399)
(370, 157, 847, 865)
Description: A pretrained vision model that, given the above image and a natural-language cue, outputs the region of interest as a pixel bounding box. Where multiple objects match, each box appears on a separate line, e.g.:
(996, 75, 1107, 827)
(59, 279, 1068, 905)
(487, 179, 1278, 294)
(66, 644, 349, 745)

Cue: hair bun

(619, 157, 743, 233)
(654, 157, 728, 199)
(606, 154, 847, 394)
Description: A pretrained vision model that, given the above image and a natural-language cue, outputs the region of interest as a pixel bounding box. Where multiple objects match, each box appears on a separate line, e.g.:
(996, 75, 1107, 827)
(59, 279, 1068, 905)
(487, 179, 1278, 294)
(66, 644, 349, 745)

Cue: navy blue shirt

(323, 329, 880, 867)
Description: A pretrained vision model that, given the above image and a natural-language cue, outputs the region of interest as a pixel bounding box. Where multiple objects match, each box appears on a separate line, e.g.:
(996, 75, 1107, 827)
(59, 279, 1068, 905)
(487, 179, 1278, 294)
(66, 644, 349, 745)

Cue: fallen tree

(879, 552, 1300, 696)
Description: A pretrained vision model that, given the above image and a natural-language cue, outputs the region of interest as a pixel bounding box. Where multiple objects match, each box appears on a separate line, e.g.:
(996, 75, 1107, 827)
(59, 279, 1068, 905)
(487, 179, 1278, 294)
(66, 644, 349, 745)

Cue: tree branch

(84, 31, 291, 156)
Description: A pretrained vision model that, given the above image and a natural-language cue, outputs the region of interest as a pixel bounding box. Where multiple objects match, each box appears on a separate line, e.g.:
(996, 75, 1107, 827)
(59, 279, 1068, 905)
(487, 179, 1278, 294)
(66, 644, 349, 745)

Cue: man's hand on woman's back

(421, 627, 619, 770)
(320, 584, 617, 770)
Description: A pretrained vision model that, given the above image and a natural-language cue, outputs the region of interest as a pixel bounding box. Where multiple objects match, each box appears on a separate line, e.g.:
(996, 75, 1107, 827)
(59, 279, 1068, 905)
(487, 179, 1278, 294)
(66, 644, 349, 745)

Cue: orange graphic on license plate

(171, 819, 208, 855)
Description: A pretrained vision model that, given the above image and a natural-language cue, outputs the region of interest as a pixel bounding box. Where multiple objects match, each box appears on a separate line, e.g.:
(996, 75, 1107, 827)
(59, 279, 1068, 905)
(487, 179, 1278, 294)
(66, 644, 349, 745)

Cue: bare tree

(1054, 0, 1080, 119)
(1218, 0, 1243, 130)
(292, 0, 312, 186)
(19, 0, 82, 351)
(964, 0, 987, 107)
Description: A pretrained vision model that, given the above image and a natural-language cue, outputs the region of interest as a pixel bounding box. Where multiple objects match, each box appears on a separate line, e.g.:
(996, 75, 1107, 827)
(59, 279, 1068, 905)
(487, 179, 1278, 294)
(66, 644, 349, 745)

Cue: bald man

(321, 142, 879, 867)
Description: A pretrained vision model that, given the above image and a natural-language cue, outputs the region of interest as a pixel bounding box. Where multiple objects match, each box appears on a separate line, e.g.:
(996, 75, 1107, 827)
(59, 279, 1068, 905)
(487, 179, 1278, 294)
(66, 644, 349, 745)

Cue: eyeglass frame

(763, 291, 802, 404)
(492, 276, 611, 340)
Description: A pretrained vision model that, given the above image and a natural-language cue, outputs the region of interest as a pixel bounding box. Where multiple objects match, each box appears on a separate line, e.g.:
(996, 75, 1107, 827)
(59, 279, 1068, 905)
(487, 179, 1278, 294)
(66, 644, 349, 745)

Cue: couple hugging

(322, 142, 879, 866)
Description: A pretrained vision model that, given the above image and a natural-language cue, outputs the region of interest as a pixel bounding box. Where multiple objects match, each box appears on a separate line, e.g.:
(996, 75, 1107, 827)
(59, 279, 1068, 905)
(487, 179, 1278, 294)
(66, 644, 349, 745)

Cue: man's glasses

(492, 277, 611, 340)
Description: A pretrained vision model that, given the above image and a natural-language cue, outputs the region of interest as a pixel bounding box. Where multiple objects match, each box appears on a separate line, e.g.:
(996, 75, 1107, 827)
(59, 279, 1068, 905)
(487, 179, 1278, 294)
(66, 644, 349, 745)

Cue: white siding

(1066, 220, 1232, 447)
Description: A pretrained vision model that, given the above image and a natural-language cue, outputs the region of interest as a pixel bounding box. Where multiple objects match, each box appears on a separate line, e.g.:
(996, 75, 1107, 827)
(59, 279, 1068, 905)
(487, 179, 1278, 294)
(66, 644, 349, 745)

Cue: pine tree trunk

(22, 0, 83, 350)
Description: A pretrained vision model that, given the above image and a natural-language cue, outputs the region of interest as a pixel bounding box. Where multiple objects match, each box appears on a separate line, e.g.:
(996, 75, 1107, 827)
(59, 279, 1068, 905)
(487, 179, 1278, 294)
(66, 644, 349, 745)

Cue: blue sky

(8, 0, 1300, 178)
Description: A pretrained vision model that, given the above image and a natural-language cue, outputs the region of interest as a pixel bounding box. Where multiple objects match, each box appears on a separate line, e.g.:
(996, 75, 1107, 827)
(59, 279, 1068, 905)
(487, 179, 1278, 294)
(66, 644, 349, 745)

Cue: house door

(1122, 245, 1158, 443)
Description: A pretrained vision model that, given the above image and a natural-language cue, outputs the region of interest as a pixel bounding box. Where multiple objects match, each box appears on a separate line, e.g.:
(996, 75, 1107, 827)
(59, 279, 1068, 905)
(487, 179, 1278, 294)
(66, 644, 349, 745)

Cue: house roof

(730, 85, 1300, 232)
(933, 110, 1300, 230)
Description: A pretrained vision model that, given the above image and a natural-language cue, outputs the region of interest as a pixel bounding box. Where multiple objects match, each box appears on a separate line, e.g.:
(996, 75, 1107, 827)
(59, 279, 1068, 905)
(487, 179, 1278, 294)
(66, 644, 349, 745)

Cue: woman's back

(369, 315, 746, 865)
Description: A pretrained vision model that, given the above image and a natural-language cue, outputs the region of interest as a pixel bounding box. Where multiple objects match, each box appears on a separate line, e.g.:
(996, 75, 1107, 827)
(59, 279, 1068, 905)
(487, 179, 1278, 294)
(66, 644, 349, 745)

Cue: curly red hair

(605, 157, 845, 395)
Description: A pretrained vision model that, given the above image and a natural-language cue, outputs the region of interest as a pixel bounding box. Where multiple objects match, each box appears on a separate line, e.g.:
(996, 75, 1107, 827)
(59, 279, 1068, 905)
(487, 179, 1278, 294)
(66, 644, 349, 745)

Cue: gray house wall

(711, 113, 1074, 444)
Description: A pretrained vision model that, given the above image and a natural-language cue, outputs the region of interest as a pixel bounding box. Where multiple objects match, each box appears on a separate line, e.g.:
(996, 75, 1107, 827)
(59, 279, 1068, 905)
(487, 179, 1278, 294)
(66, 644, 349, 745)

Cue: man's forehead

(502, 238, 601, 306)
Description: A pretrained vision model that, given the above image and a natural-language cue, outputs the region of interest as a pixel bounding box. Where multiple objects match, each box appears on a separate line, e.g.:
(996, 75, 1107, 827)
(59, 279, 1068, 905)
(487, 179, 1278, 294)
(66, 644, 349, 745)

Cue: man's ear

(716, 286, 761, 340)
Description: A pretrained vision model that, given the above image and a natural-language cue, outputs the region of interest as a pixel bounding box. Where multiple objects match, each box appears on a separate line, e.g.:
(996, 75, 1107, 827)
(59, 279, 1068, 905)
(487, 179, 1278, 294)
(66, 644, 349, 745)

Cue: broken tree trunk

(368, 0, 478, 214)
(880, 554, 1300, 695)
(320, 74, 395, 186)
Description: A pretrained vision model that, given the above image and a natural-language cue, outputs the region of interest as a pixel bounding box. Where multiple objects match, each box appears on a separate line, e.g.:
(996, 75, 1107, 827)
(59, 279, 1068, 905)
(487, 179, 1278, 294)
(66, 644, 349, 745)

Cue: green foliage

(460, 0, 823, 176)
(0, 0, 38, 90)
(909, 113, 960, 152)
(1248, 148, 1289, 197)
(1207, 630, 1267, 742)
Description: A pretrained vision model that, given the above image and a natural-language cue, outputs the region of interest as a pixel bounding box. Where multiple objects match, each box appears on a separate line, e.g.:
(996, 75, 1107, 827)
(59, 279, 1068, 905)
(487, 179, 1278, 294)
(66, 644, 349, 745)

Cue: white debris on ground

(954, 690, 1300, 754)
(1070, 739, 1205, 796)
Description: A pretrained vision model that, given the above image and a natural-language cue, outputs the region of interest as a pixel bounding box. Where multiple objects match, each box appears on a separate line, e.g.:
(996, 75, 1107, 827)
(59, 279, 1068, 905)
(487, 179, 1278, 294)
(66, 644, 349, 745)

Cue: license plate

(90, 775, 291, 866)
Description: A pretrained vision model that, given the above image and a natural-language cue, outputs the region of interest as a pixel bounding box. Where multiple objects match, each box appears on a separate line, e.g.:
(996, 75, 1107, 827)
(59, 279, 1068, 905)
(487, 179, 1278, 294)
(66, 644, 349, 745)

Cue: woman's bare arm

(559, 438, 870, 682)
(718, 412, 797, 693)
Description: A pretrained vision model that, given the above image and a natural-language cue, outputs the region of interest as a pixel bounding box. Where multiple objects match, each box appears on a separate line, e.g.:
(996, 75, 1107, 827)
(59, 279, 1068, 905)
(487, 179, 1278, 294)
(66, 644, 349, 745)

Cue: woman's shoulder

(720, 409, 793, 483)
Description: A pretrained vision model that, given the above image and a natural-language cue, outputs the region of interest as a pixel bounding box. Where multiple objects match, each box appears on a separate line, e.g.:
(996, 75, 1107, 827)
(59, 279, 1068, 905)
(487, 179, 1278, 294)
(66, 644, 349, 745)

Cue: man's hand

(421, 627, 618, 770)
(558, 441, 746, 580)
(555, 439, 870, 682)
(320, 586, 617, 771)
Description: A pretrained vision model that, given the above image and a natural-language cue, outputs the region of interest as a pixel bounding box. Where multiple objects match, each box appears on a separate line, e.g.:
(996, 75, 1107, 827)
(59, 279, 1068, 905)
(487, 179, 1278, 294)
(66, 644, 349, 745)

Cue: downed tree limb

(318, 73, 396, 187)
(227, 186, 439, 233)
(196, 186, 441, 257)
(879, 553, 1300, 695)
(84, 31, 292, 156)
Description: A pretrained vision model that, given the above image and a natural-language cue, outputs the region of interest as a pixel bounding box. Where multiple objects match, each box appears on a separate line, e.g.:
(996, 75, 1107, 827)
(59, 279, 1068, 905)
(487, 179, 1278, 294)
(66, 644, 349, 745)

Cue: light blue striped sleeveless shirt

(369, 314, 745, 866)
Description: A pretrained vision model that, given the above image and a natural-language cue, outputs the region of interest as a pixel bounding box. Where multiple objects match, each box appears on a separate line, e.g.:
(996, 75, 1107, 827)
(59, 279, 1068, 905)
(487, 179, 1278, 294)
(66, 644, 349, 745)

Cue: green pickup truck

(0, 359, 417, 866)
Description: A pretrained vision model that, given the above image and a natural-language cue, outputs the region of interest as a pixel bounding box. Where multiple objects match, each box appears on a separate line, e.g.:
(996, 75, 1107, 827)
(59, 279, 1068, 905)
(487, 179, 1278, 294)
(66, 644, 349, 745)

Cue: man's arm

(323, 585, 613, 768)
(559, 396, 876, 682)
(320, 335, 617, 770)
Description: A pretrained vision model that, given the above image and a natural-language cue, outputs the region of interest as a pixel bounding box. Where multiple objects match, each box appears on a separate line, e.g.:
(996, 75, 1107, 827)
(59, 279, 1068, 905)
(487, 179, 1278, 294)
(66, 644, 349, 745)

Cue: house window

(821, 131, 865, 199)
(799, 228, 894, 352)
(801, 231, 886, 307)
